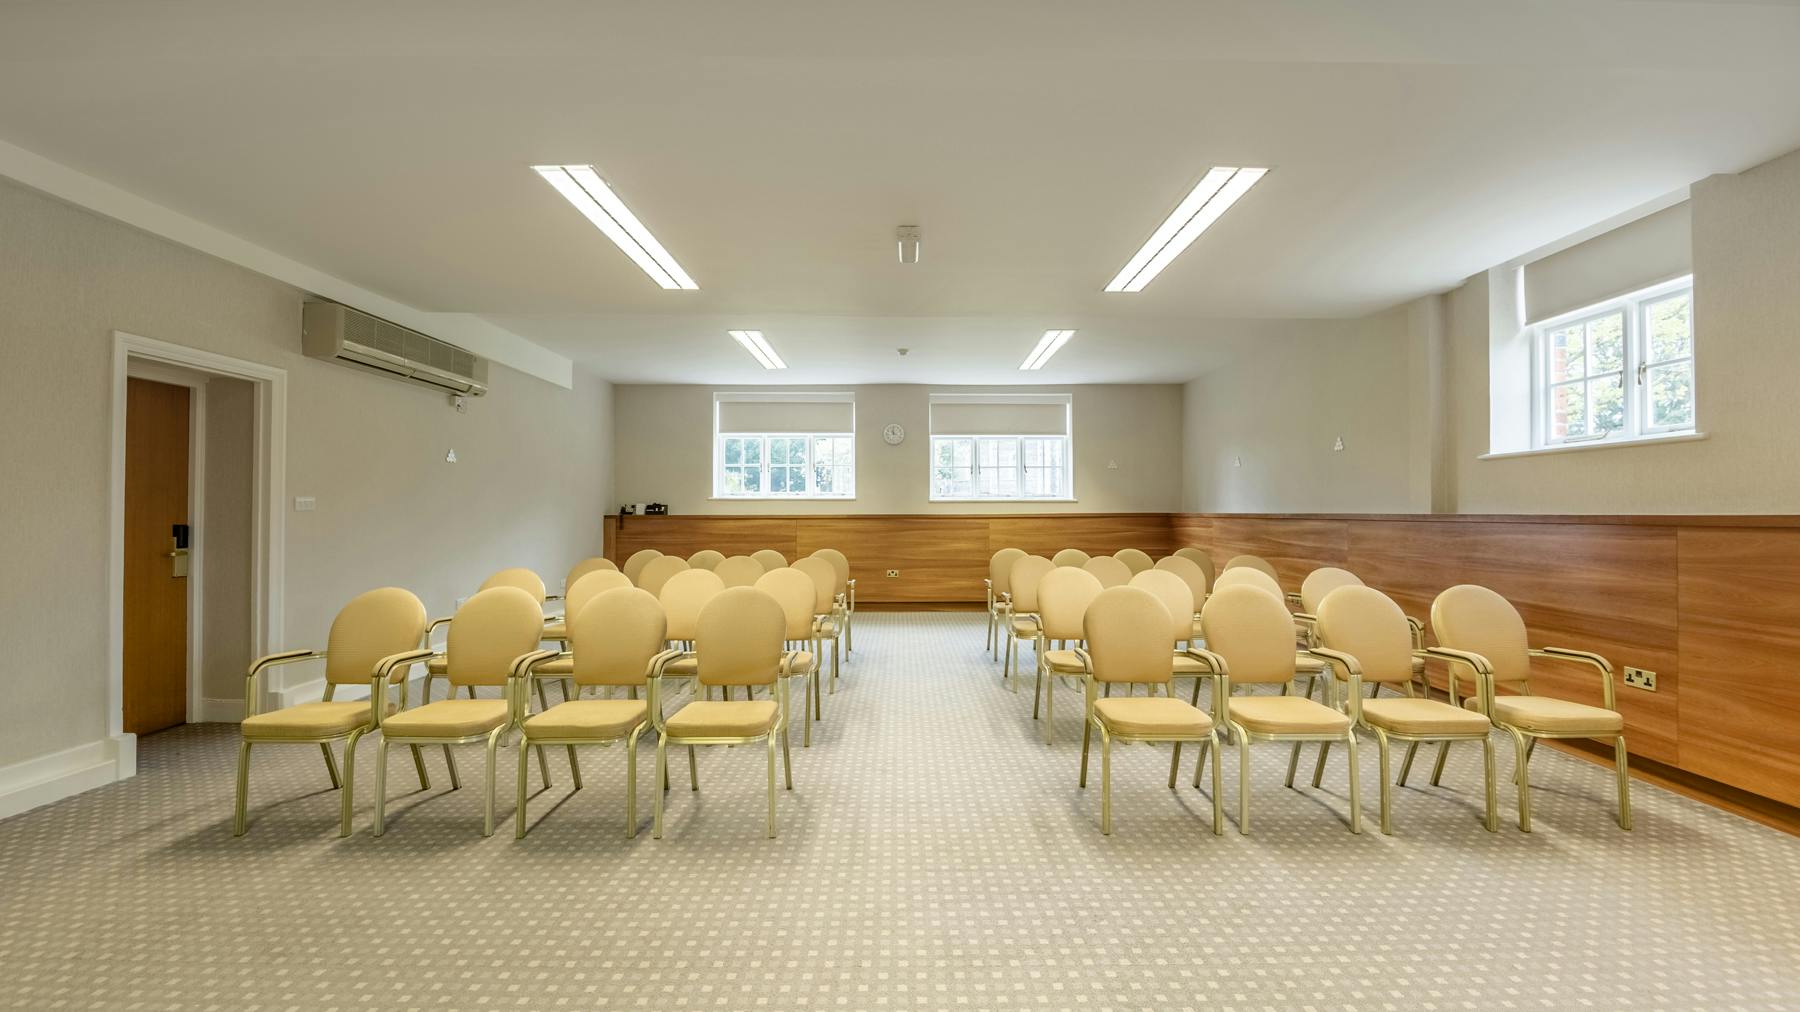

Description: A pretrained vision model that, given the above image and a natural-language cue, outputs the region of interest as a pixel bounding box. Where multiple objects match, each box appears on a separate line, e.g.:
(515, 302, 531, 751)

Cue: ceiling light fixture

(1020, 329, 1076, 371)
(728, 330, 787, 370)
(1104, 166, 1268, 293)
(533, 164, 698, 290)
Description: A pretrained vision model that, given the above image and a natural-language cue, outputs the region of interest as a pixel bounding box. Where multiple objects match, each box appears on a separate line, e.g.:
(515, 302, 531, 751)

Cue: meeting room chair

(752, 549, 789, 571)
(793, 556, 845, 693)
(756, 567, 826, 746)
(652, 587, 797, 839)
(1076, 585, 1222, 836)
(1128, 569, 1207, 700)
(1051, 548, 1090, 568)
(985, 547, 1028, 658)
(621, 548, 662, 585)
(528, 569, 633, 706)
(1310, 585, 1497, 834)
(687, 549, 726, 571)
(422, 567, 553, 708)
(1212, 565, 1284, 598)
(1152, 555, 1208, 642)
(1082, 555, 1132, 589)
(1190, 585, 1362, 834)
(1000, 555, 1055, 691)
(658, 568, 726, 693)
(636, 554, 690, 598)
(234, 587, 432, 837)
(810, 548, 855, 653)
(516, 587, 680, 838)
(714, 554, 765, 588)
(1428, 584, 1631, 832)
(1173, 547, 1216, 590)
(372, 586, 555, 838)
(543, 563, 627, 641)
(1032, 566, 1105, 743)
(1113, 548, 1155, 575)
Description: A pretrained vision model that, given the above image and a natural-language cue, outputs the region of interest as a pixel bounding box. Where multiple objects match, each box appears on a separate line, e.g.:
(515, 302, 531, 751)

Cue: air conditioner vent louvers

(301, 300, 488, 396)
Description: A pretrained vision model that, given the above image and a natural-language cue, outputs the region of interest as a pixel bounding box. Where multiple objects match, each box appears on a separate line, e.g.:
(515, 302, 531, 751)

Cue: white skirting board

(0, 734, 134, 822)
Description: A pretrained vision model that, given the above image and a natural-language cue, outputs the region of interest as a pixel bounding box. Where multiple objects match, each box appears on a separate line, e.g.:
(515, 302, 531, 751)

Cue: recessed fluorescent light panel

(729, 330, 787, 370)
(1104, 166, 1267, 293)
(533, 164, 698, 290)
(1020, 329, 1076, 371)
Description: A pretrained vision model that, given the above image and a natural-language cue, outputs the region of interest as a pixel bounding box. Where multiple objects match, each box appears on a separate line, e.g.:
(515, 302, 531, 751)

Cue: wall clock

(882, 423, 906, 445)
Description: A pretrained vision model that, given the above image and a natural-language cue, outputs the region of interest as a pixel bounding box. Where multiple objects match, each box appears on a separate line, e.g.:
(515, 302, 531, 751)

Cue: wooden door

(124, 378, 191, 734)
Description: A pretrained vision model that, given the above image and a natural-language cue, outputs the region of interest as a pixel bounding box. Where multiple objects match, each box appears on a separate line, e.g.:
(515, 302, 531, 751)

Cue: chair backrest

(1153, 555, 1208, 604)
(714, 555, 765, 588)
(1300, 567, 1364, 614)
(570, 587, 667, 687)
(622, 549, 662, 584)
(564, 570, 633, 627)
(1212, 566, 1283, 599)
(1174, 547, 1216, 588)
(687, 549, 726, 570)
(1114, 548, 1155, 575)
(636, 555, 691, 597)
(752, 549, 789, 571)
(1430, 584, 1533, 687)
(324, 587, 429, 685)
(480, 567, 547, 603)
(1038, 566, 1105, 640)
(755, 568, 819, 640)
(811, 548, 850, 592)
(659, 569, 725, 642)
(445, 586, 544, 688)
(1084, 586, 1176, 685)
(1199, 585, 1298, 686)
(1008, 555, 1055, 612)
(988, 547, 1028, 595)
(695, 587, 786, 687)
(792, 556, 839, 615)
(1314, 585, 1415, 685)
(565, 557, 617, 593)
(1223, 554, 1281, 584)
(1082, 555, 1132, 589)
(1051, 548, 1090, 568)
(1129, 570, 1195, 646)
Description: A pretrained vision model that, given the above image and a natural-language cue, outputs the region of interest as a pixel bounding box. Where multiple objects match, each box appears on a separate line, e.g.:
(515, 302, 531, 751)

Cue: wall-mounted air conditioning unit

(301, 300, 489, 396)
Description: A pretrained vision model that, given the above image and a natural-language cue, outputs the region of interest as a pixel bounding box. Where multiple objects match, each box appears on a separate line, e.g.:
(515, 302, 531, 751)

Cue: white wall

(613, 383, 1184, 515)
(0, 174, 612, 778)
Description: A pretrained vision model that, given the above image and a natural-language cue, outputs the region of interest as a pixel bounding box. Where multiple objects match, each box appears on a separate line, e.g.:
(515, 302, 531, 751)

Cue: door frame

(109, 331, 286, 775)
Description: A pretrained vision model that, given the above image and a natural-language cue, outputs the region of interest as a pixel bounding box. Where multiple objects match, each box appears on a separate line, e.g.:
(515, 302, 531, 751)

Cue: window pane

(724, 438, 742, 465)
(1549, 325, 1585, 382)
(1589, 375, 1624, 434)
(1649, 361, 1695, 428)
(770, 467, 789, 494)
(1647, 293, 1692, 363)
(1550, 382, 1586, 439)
(743, 439, 761, 465)
(1587, 312, 1624, 375)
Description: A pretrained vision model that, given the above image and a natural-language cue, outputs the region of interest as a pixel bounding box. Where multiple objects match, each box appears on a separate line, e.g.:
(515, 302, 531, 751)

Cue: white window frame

(1531, 276, 1695, 450)
(711, 393, 856, 500)
(929, 433, 1074, 502)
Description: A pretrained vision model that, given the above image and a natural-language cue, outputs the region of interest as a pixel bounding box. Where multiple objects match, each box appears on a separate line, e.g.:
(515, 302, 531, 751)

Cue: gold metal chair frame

(372, 648, 559, 838)
(1075, 649, 1223, 836)
(234, 646, 433, 837)
(1426, 644, 1632, 832)
(650, 654, 798, 839)
(1031, 630, 1087, 744)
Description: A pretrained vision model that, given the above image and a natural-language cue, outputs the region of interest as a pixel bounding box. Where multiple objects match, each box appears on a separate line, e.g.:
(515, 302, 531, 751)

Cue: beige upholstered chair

(1212, 565, 1283, 598)
(1051, 548, 1090, 568)
(1173, 547, 1216, 590)
(235, 587, 432, 837)
(652, 588, 796, 838)
(532, 570, 634, 703)
(985, 547, 1028, 659)
(810, 548, 855, 653)
(1082, 555, 1132, 589)
(560, 557, 617, 595)
(621, 548, 662, 585)
(714, 554, 765, 589)
(1000, 555, 1055, 690)
(756, 567, 825, 746)
(1153, 556, 1209, 645)
(658, 568, 726, 692)
(1310, 586, 1496, 834)
(1077, 586, 1221, 835)
(687, 549, 726, 571)
(752, 549, 789, 571)
(793, 556, 845, 691)
(516, 587, 679, 838)
(1191, 585, 1362, 834)
(543, 568, 630, 641)
(1033, 567, 1105, 743)
(1295, 567, 1362, 623)
(422, 567, 551, 708)
(1113, 548, 1155, 575)
(1429, 584, 1630, 832)
(636, 554, 690, 597)
(1128, 570, 1210, 702)
(1223, 554, 1280, 583)
(373, 587, 555, 837)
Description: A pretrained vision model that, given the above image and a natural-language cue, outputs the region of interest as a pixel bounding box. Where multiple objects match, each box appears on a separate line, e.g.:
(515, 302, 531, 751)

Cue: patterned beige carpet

(4, 611, 1798, 1009)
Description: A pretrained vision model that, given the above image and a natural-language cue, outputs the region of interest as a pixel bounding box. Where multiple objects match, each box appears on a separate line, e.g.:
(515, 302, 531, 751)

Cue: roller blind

(716, 393, 854, 434)
(929, 394, 1070, 436)
(1524, 202, 1691, 324)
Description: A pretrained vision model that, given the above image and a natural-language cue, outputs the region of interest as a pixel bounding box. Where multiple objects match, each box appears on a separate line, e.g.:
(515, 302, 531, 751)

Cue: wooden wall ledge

(1178, 512, 1800, 528)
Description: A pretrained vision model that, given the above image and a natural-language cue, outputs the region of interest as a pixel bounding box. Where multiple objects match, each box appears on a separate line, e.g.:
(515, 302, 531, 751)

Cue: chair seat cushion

(663, 655, 698, 676)
(815, 619, 840, 637)
(542, 620, 567, 640)
(1094, 697, 1213, 737)
(380, 699, 510, 738)
(787, 650, 817, 674)
(1172, 653, 1207, 675)
(1362, 698, 1490, 736)
(241, 700, 388, 740)
(1043, 649, 1084, 673)
(1227, 695, 1351, 735)
(1294, 652, 1327, 675)
(1011, 617, 1039, 637)
(522, 699, 647, 739)
(426, 656, 447, 675)
(1465, 694, 1624, 734)
(665, 700, 780, 738)
(534, 655, 574, 676)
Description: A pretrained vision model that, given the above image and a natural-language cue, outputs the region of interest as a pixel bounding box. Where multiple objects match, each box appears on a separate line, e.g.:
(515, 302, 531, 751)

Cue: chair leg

(233, 740, 252, 837)
(1100, 734, 1113, 835)
(1207, 735, 1222, 835)
(1032, 659, 1045, 721)
(1430, 740, 1451, 786)
(1285, 741, 1302, 788)
(535, 744, 551, 789)
(1044, 668, 1056, 745)
(534, 679, 549, 714)
(482, 728, 502, 837)
(1397, 740, 1419, 787)
(1079, 717, 1093, 787)
(1373, 729, 1392, 835)
(320, 742, 342, 789)
(1481, 735, 1498, 832)
(653, 737, 668, 838)
(831, 639, 840, 693)
(781, 720, 793, 790)
(373, 738, 390, 837)
(339, 729, 365, 838)
(1236, 734, 1251, 834)
(1168, 741, 1182, 790)
(443, 744, 460, 790)
(766, 735, 778, 839)
(803, 670, 814, 748)
(515, 734, 530, 839)
(1311, 742, 1329, 789)
(626, 727, 641, 838)
(409, 744, 430, 790)
(1509, 727, 1533, 832)
(688, 745, 699, 791)
(1345, 732, 1363, 835)
(1614, 735, 1633, 830)
(566, 744, 582, 789)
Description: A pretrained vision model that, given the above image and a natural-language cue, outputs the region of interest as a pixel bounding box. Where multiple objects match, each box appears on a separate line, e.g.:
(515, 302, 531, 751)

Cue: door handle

(165, 537, 190, 578)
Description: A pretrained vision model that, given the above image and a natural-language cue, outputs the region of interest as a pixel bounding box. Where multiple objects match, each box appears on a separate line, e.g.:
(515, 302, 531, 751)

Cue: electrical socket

(1623, 666, 1657, 691)
(886, 569, 900, 578)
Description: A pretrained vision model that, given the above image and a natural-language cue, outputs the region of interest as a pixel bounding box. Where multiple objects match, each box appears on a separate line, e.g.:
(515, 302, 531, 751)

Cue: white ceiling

(3, 0, 1798, 384)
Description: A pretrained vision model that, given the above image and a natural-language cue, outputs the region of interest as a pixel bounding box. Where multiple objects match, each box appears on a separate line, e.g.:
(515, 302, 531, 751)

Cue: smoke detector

(896, 225, 921, 264)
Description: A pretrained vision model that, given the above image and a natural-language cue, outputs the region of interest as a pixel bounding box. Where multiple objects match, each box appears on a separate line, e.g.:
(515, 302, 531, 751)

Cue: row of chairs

(235, 550, 856, 840)
(619, 547, 856, 655)
(986, 547, 1631, 837)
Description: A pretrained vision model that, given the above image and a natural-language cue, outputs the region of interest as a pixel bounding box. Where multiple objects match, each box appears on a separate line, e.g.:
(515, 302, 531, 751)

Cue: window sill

(707, 496, 858, 502)
(929, 497, 1079, 504)
(1479, 431, 1706, 461)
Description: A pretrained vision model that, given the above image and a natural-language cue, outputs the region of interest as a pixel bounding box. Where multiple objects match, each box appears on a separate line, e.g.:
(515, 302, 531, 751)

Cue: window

(1534, 278, 1694, 448)
(930, 435, 1071, 500)
(713, 393, 855, 499)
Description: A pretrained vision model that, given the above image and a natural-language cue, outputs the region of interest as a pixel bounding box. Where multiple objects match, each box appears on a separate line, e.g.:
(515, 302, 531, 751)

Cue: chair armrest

(1285, 591, 1303, 609)
(544, 593, 563, 603)
(1073, 646, 1094, 674)
(983, 578, 993, 590)
(242, 650, 323, 717)
(1424, 646, 1493, 673)
(1532, 646, 1616, 709)
(375, 648, 434, 682)
(1424, 646, 1494, 708)
(1306, 646, 1360, 679)
(1405, 615, 1426, 648)
(526, 650, 574, 679)
(507, 649, 563, 721)
(1183, 647, 1226, 675)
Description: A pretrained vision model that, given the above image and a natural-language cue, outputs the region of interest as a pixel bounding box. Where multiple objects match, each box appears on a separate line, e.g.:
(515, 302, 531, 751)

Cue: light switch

(293, 496, 316, 512)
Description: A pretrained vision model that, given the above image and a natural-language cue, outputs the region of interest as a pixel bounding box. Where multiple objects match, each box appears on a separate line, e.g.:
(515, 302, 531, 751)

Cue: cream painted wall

(201, 376, 255, 705)
(0, 175, 612, 769)
(613, 384, 1183, 515)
